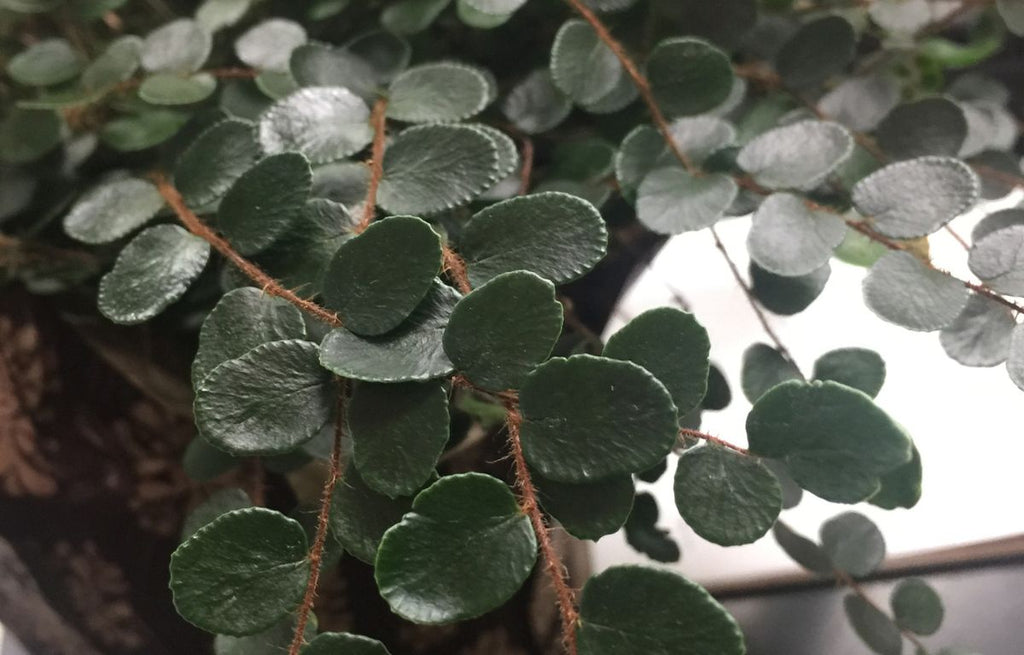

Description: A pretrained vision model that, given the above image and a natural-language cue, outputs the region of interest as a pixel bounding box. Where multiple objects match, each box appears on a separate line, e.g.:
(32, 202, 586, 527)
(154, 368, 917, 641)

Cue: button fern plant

(1, 0, 1021, 654)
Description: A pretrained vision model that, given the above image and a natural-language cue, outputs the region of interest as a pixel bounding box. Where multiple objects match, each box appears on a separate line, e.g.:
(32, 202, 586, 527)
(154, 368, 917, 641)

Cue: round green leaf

(646, 37, 733, 118)
(459, 192, 607, 288)
(519, 355, 679, 482)
(748, 193, 846, 276)
(170, 508, 309, 636)
(550, 19, 622, 105)
(98, 225, 210, 324)
(377, 124, 500, 215)
(637, 168, 737, 234)
(737, 120, 853, 190)
(776, 15, 856, 89)
(375, 473, 537, 624)
(330, 465, 415, 564)
(289, 43, 376, 99)
(192, 287, 307, 387)
(812, 347, 886, 398)
(616, 118, 736, 194)
(0, 108, 62, 164)
(81, 35, 142, 91)
(703, 364, 732, 411)
(820, 511, 885, 577)
(381, 0, 450, 35)
(138, 72, 216, 105)
(741, 343, 801, 404)
(64, 176, 164, 244)
(319, 280, 458, 382)
(968, 225, 1024, 296)
(302, 632, 391, 655)
(387, 62, 491, 123)
(322, 215, 441, 336)
(100, 109, 189, 152)
(235, 18, 307, 71)
(875, 98, 967, 160)
(603, 307, 711, 417)
(181, 488, 252, 540)
(258, 87, 373, 164)
(844, 594, 903, 655)
(870, 442, 922, 510)
(196, 0, 253, 32)
(853, 157, 979, 239)
(772, 521, 833, 575)
(891, 578, 944, 636)
(535, 473, 634, 541)
(7, 38, 83, 87)
(863, 251, 969, 332)
(674, 445, 782, 546)
(141, 18, 212, 73)
(818, 75, 900, 133)
(835, 228, 888, 268)
(216, 615, 315, 655)
(350, 381, 449, 497)
(218, 153, 312, 255)
(256, 198, 353, 295)
(623, 493, 680, 563)
(939, 294, 1015, 367)
(444, 271, 562, 391)
(747, 380, 913, 503)
(502, 69, 572, 135)
(175, 119, 261, 208)
(577, 566, 745, 655)
(194, 340, 336, 455)
(750, 262, 831, 316)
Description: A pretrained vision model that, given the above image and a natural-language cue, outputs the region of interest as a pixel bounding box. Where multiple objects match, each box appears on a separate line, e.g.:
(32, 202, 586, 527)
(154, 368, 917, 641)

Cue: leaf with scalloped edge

(737, 120, 853, 190)
(64, 176, 164, 244)
(387, 62, 491, 123)
(646, 37, 734, 117)
(259, 87, 373, 164)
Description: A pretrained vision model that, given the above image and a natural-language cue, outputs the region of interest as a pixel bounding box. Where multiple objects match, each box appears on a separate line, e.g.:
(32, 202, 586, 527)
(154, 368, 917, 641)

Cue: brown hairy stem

(358, 98, 390, 232)
(151, 173, 343, 327)
(519, 136, 535, 195)
(289, 386, 348, 655)
(679, 428, 749, 455)
(442, 247, 473, 295)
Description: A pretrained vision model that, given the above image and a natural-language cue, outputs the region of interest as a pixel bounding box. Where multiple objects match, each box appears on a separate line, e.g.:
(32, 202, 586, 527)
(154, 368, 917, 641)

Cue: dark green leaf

(750, 262, 831, 316)
(747, 380, 913, 503)
(258, 87, 373, 164)
(459, 192, 607, 287)
(0, 108, 62, 164)
(350, 381, 449, 497)
(636, 459, 668, 483)
(381, 0, 451, 35)
(764, 458, 803, 509)
(535, 472, 634, 541)
(550, 19, 622, 105)
(175, 119, 261, 209)
(577, 566, 745, 655)
(63, 176, 164, 244)
(257, 198, 353, 295)
(646, 37, 734, 117)
(835, 227, 888, 268)
(375, 473, 536, 624)
(703, 364, 732, 410)
(520, 355, 678, 482)
(182, 436, 240, 481)
(844, 594, 903, 655)
(98, 225, 210, 324)
(615, 118, 736, 194)
(302, 633, 391, 655)
(192, 287, 307, 387)
(812, 348, 886, 398)
(973, 208, 1024, 242)
(141, 18, 212, 74)
(821, 511, 885, 577)
(169, 508, 309, 635)
(773, 522, 832, 575)
(181, 488, 252, 540)
(502, 69, 572, 135)
(387, 62, 491, 123)
(741, 343, 801, 403)
(216, 614, 315, 655)
(604, 307, 710, 417)
(870, 443, 922, 510)
(748, 193, 846, 276)
(674, 445, 782, 546)
(444, 271, 562, 391)
(217, 153, 311, 255)
(319, 280, 458, 382)
(637, 168, 737, 234)
(776, 15, 856, 89)
(7, 38, 83, 86)
(330, 465, 416, 564)
(863, 251, 969, 331)
(235, 18, 307, 71)
(875, 98, 967, 160)
(623, 493, 680, 563)
(891, 578, 944, 636)
(968, 225, 1024, 296)
(100, 109, 189, 152)
(139, 72, 217, 105)
(377, 124, 500, 214)
(322, 215, 441, 336)
(195, 340, 336, 455)
(737, 120, 852, 190)
(853, 157, 978, 239)
(940, 295, 1015, 367)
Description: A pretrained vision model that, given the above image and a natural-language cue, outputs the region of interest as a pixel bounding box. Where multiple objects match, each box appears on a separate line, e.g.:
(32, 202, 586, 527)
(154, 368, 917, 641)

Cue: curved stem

(151, 173, 343, 327)
(289, 386, 348, 655)
(358, 98, 390, 232)
(679, 428, 749, 455)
